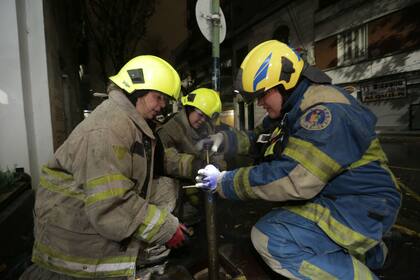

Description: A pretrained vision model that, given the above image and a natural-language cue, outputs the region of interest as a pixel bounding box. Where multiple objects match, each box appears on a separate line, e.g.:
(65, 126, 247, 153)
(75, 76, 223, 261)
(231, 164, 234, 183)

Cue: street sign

(195, 0, 226, 43)
(360, 79, 406, 102)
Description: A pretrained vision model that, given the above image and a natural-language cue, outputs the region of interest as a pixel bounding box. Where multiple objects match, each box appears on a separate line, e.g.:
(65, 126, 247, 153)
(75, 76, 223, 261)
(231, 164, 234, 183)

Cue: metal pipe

(205, 1, 221, 279)
(204, 148, 219, 280)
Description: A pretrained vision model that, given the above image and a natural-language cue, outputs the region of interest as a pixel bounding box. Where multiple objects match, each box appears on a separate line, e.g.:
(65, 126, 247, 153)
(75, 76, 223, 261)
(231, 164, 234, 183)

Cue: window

(337, 25, 367, 66)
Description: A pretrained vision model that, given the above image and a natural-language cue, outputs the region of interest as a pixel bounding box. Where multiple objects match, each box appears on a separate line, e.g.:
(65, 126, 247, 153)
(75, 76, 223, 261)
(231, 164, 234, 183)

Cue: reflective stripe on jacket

(217, 80, 401, 260)
(32, 89, 178, 278)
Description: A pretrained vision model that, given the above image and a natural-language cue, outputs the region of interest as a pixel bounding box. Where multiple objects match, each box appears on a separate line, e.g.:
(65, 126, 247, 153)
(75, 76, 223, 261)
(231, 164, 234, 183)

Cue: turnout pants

(251, 209, 386, 280)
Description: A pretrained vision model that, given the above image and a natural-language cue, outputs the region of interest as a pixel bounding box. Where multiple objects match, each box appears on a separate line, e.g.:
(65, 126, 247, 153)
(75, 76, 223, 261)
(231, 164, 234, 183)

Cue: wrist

(216, 171, 226, 198)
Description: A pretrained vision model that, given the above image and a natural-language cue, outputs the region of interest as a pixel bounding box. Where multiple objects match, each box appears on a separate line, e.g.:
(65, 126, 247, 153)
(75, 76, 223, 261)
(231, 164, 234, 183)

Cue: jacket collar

(108, 89, 155, 139)
(282, 78, 311, 113)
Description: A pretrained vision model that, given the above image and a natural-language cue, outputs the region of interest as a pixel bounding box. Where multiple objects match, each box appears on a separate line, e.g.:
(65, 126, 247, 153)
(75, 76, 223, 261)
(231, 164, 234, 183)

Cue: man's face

(188, 108, 207, 129)
(256, 87, 283, 119)
(136, 91, 168, 120)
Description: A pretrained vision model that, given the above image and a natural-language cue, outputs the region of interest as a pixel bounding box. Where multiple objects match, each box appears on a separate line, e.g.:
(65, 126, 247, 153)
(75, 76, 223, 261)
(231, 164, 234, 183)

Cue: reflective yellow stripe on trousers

(285, 203, 378, 258)
(299, 260, 337, 280)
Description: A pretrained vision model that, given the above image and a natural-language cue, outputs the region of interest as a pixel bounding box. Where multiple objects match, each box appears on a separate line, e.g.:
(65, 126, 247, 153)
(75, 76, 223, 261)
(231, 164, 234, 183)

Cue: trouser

(251, 209, 385, 280)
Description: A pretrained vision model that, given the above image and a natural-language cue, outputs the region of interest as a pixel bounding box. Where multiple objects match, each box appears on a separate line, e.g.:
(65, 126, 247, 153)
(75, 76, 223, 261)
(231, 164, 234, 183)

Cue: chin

(268, 112, 281, 119)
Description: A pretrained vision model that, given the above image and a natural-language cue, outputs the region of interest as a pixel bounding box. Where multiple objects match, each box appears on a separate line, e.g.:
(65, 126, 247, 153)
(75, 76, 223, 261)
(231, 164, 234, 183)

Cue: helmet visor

(234, 88, 267, 104)
(234, 68, 267, 104)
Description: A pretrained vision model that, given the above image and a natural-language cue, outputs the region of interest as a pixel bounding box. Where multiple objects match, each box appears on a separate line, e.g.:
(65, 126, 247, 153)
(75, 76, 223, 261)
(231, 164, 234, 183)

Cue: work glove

(165, 223, 189, 249)
(195, 164, 221, 192)
(195, 133, 224, 152)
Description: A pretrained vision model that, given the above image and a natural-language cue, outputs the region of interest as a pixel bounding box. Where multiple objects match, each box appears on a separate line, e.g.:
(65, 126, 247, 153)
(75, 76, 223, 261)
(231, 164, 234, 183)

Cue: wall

(314, 0, 417, 41)
(43, 0, 84, 149)
(0, 0, 53, 185)
(0, 0, 30, 172)
(143, 0, 188, 62)
(231, 0, 317, 129)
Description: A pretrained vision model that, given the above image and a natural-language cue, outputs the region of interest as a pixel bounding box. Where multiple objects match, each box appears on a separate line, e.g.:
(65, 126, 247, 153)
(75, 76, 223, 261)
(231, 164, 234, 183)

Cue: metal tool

(203, 141, 219, 280)
(182, 184, 199, 189)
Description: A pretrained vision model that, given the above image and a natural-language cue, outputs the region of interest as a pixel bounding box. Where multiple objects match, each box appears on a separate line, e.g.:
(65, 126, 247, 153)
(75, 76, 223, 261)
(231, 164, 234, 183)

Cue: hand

(209, 133, 224, 152)
(195, 133, 224, 152)
(166, 224, 188, 249)
(194, 138, 214, 152)
(195, 164, 221, 192)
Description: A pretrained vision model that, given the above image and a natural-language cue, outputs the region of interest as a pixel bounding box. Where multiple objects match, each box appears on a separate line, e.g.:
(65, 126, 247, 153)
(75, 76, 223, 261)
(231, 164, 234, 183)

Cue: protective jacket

(216, 79, 401, 278)
(31, 89, 178, 279)
(157, 108, 211, 180)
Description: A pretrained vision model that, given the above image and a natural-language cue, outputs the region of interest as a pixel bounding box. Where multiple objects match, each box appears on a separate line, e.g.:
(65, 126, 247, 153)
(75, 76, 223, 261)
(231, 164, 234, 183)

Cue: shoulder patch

(300, 105, 332, 131)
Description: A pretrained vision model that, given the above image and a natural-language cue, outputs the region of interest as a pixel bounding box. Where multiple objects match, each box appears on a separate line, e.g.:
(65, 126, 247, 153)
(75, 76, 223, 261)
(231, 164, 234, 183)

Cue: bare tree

(82, 0, 156, 84)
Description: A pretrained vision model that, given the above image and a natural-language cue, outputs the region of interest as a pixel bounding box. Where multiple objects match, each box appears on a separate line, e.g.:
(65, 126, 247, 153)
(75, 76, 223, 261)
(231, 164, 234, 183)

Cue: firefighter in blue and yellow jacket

(195, 40, 401, 279)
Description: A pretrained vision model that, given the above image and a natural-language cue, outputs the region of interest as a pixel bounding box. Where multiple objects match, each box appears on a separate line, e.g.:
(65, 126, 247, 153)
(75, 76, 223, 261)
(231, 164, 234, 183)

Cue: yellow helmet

(238, 40, 304, 101)
(181, 88, 222, 119)
(109, 55, 181, 100)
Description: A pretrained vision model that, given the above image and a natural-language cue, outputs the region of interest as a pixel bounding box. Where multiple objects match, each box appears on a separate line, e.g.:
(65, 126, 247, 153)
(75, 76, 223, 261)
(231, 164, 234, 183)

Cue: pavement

(2, 132, 418, 279)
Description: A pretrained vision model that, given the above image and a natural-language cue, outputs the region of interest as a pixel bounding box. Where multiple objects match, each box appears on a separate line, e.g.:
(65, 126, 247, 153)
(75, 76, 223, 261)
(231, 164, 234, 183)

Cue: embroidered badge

(300, 105, 332, 130)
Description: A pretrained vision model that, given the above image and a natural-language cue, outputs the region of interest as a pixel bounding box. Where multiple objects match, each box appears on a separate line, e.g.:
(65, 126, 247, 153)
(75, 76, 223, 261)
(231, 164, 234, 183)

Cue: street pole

(206, 1, 220, 279)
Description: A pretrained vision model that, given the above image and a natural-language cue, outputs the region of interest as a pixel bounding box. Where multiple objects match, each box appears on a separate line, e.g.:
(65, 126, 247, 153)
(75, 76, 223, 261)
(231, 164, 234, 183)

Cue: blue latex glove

(195, 164, 221, 192)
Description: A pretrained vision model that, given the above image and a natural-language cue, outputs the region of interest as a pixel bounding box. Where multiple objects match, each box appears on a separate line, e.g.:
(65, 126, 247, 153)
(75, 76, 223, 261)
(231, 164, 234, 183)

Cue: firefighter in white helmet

(20, 55, 189, 280)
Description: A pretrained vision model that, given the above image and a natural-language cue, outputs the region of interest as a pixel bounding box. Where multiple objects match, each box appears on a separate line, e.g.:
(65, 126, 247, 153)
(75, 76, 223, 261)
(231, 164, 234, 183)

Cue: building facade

(175, 0, 420, 132)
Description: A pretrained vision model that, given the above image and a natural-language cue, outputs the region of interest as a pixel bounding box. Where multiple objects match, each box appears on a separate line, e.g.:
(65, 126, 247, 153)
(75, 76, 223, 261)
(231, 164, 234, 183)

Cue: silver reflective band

(34, 251, 135, 273)
(257, 134, 271, 143)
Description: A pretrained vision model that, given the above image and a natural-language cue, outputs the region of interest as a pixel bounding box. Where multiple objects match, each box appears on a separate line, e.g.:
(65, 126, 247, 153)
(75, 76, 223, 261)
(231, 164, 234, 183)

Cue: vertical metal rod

(205, 147, 218, 280)
(206, 1, 221, 279)
(206, 1, 220, 279)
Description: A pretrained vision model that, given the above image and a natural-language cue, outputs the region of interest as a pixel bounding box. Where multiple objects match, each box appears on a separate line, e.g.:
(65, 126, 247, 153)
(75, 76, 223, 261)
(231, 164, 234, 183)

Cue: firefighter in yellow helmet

(21, 55, 191, 280)
(156, 88, 224, 223)
(157, 87, 222, 180)
(195, 40, 401, 279)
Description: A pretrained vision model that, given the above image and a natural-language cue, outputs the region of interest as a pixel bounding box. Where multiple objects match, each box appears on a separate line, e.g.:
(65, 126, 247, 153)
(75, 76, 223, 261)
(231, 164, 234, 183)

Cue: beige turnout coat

(31, 89, 178, 278)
